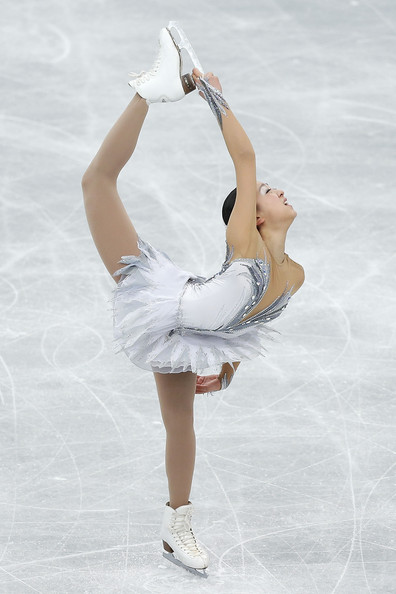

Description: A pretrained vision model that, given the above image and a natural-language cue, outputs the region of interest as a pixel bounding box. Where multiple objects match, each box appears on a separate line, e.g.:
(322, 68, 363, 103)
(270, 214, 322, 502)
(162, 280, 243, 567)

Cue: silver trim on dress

(196, 76, 230, 129)
(175, 243, 293, 336)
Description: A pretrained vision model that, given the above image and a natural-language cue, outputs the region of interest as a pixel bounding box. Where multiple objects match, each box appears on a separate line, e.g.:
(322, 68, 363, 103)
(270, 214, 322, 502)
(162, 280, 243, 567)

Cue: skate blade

(167, 21, 204, 73)
(162, 551, 208, 579)
(166, 28, 196, 95)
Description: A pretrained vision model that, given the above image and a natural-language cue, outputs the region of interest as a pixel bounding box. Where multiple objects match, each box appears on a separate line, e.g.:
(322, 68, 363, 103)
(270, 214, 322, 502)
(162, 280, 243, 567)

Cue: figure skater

(81, 22, 304, 578)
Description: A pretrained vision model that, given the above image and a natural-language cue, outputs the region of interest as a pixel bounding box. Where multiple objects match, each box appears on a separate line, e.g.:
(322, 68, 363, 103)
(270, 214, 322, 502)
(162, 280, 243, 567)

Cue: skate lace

(171, 510, 203, 557)
(128, 49, 162, 83)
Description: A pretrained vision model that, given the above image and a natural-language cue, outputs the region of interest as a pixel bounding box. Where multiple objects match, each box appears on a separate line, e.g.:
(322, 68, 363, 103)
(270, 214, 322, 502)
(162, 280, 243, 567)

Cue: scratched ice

(0, 0, 395, 592)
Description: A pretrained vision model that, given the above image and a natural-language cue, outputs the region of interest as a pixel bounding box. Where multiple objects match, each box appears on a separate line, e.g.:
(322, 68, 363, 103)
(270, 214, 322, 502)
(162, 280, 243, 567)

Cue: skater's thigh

(154, 372, 196, 428)
(82, 174, 140, 282)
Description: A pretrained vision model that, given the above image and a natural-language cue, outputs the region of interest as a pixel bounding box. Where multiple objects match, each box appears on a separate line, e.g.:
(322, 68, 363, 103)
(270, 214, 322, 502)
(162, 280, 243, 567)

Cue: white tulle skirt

(111, 237, 276, 374)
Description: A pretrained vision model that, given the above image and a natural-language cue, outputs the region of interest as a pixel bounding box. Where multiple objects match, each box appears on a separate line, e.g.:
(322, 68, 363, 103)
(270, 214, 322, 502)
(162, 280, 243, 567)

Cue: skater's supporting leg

(154, 372, 196, 510)
(155, 372, 209, 576)
(81, 94, 148, 281)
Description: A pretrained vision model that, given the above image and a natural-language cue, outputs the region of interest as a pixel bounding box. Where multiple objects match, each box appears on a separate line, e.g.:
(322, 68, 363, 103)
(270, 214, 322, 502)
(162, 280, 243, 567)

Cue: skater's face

(255, 181, 297, 228)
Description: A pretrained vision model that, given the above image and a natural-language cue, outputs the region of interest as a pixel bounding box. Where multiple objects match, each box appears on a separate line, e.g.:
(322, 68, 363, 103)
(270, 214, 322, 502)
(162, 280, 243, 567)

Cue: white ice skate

(161, 501, 209, 578)
(128, 21, 204, 104)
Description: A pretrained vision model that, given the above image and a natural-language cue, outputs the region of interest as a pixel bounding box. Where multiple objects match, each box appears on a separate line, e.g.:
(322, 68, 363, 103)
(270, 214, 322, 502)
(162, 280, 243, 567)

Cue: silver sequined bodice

(179, 244, 292, 333)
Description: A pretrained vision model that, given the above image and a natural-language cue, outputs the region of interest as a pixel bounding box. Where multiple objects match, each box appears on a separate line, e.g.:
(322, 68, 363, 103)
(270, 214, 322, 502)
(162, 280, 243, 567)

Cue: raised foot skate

(128, 21, 204, 104)
(167, 21, 204, 73)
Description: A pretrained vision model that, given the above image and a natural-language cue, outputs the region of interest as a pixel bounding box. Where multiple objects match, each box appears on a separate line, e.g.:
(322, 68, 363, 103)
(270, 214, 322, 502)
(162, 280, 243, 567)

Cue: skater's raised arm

(192, 69, 257, 254)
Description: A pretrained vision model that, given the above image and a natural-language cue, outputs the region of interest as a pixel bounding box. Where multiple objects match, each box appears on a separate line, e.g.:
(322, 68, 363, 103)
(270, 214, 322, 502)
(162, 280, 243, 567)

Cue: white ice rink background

(0, 0, 395, 592)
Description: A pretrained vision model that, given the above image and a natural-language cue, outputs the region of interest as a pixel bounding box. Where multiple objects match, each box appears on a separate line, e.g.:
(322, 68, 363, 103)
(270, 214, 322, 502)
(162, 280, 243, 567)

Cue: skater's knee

(160, 406, 194, 434)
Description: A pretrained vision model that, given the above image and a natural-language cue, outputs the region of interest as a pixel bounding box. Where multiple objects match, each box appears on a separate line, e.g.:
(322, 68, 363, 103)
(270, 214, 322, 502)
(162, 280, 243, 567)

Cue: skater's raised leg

(81, 94, 148, 281)
(81, 21, 203, 281)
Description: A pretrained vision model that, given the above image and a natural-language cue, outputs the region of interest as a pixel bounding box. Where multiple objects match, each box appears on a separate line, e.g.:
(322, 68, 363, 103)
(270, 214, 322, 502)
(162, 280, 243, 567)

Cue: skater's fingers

(195, 374, 219, 393)
(195, 373, 221, 392)
(203, 72, 223, 94)
(205, 72, 217, 83)
(198, 374, 217, 383)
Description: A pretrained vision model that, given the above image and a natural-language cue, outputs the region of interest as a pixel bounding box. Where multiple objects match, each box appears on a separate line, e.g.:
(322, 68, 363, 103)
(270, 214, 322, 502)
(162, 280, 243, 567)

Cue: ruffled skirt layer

(111, 238, 276, 374)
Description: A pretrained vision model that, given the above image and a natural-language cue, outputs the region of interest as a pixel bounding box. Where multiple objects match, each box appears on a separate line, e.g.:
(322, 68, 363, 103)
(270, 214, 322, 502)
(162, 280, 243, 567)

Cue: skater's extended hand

(195, 374, 221, 393)
(192, 68, 223, 98)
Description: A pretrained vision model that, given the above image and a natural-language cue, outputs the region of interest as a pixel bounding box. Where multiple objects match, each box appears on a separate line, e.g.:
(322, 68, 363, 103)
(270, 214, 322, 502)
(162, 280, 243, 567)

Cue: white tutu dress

(111, 237, 293, 374)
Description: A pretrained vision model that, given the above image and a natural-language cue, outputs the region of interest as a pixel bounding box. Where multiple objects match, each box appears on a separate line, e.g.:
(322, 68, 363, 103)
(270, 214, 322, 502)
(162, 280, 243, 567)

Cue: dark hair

(222, 187, 237, 225)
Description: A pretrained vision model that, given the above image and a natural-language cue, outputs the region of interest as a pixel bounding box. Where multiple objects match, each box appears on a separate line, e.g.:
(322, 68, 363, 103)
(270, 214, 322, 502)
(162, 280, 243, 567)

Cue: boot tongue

(174, 505, 192, 529)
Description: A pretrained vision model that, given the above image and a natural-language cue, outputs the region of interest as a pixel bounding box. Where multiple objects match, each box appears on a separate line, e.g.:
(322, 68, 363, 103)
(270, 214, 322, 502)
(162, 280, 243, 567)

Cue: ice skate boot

(128, 21, 203, 104)
(161, 501, 209, 578)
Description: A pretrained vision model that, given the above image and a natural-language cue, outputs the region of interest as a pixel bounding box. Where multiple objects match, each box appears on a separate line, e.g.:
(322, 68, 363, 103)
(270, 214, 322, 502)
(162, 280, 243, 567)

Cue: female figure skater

(81, 22, 304, 578)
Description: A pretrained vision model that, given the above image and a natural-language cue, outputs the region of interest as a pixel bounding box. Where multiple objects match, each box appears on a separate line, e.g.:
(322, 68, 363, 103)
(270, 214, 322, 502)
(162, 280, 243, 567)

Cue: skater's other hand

(192, 68, 223, 98)
(195, 374, 221, 393)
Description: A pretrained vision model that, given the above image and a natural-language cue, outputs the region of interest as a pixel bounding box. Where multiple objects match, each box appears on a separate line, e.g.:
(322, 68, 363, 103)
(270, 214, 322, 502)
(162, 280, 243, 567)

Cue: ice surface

(0, 0, 395, 592)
